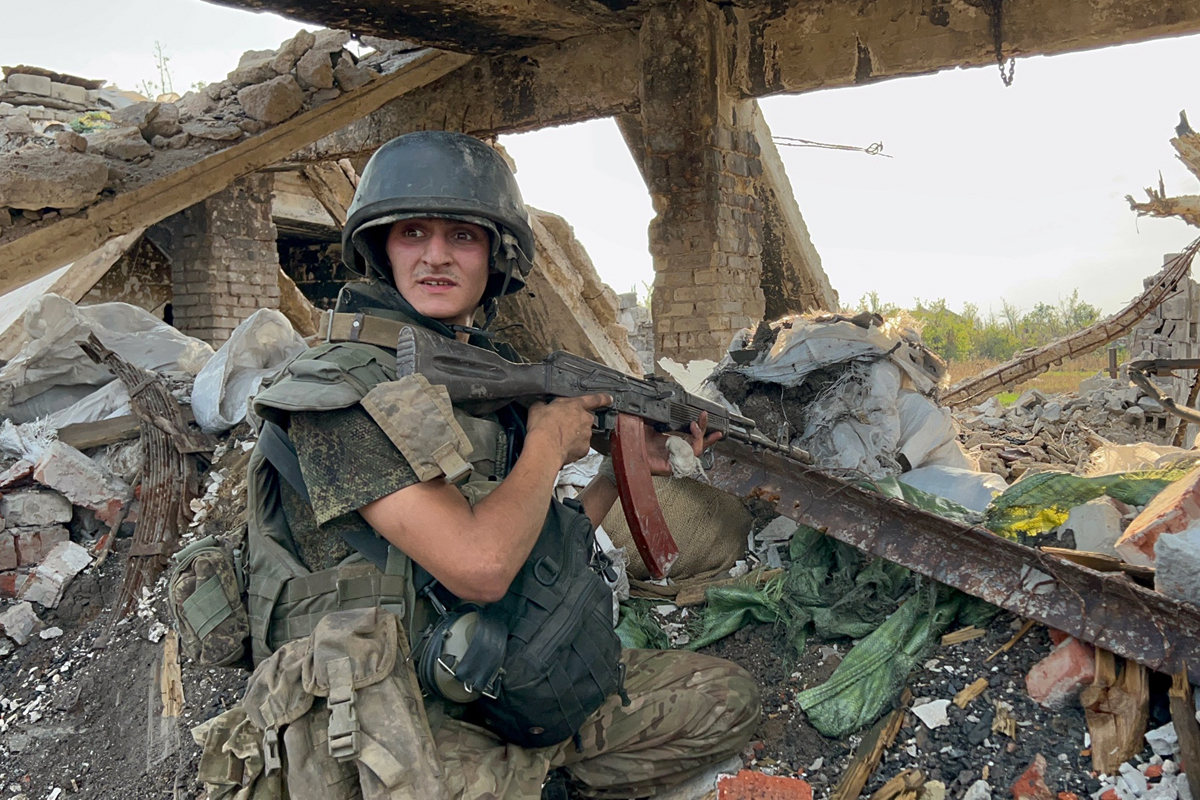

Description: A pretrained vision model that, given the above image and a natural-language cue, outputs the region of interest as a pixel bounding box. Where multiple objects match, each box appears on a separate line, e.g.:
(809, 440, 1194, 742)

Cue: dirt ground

(0, 438, 1163, 800)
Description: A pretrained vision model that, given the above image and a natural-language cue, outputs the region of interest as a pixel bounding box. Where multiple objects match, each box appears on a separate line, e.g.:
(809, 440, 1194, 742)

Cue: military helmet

(342, 130, 535, 301)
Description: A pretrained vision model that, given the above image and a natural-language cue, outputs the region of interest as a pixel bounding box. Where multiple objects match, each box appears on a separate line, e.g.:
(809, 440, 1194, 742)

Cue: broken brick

(1011, 754, 1053, 800)
(1048, 629, 1070, 646)
(0, 571, 27, 600)
(1025, 637, 1095, 710)
(12, 525, 69, 566)
(1100, 789, 1117, 800)
(0, 489, 72, 527)
(0, 459, 34, 489)
(1116, 463, 1200, 567)
(0, 600, 40, 645)
(1145, 765, 1164, 779)
(33, 441, 126, 525)
(20, 541, 92, 609)
(0, 533, 15, 571)
(718, 771, 813, 800)
(1058, 793, 1079, 800)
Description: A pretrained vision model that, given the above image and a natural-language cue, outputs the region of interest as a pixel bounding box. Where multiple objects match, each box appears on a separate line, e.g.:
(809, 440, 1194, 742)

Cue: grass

(947, 350, 1115, 401)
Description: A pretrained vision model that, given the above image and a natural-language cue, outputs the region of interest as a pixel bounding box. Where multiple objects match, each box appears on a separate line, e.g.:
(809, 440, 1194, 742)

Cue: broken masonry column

(165, 173, 281, 346)
(626, 0, 766, 364)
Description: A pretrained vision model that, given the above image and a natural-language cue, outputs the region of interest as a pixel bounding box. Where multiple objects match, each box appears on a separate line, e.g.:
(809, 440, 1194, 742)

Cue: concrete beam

(731, 0, 1200, 98)
(206, 0, 635, 54)
(293, 31, 639, 163)
(297, 0, 1200, 165)
(750, 105, 838, 316)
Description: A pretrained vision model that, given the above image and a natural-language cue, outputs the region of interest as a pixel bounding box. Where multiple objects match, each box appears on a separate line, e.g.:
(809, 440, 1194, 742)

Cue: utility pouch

(361, 375, 473, 484)
(168, 534, 250, 668)
(242, 607, 450, 800)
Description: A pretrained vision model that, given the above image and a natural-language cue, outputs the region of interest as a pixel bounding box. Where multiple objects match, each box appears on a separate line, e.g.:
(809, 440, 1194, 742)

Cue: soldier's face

(386, 218, 492, 326)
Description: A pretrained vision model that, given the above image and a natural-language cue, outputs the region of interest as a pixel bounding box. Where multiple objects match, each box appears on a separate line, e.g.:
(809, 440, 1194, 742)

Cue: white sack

(799, 360, 903, 479)
(0, 294, 213, 423)
(896, 390, 961, 470)
(899, 465, 1007, 513)
(192, 309, 307, 434)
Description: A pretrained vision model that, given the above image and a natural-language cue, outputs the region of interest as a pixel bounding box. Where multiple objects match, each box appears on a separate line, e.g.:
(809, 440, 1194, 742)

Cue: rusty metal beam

(708, 439, 1200, 679)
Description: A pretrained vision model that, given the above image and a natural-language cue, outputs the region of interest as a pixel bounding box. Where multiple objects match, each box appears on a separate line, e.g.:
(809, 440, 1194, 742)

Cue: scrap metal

(942, 236, 1200, 409)
(707, 436, 1200, 679)
(79, 333, 213, 620)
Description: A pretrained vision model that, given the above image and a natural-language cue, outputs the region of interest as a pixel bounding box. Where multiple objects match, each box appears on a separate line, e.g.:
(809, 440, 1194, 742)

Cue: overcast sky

(3, 0, 1199, 319)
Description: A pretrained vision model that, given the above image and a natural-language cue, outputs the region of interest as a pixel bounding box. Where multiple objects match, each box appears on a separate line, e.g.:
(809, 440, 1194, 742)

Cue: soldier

(193, 131, 760, 800)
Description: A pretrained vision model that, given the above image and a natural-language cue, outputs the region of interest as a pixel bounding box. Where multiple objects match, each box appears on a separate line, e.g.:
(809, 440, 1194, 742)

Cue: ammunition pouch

(168, 534, 250, 668)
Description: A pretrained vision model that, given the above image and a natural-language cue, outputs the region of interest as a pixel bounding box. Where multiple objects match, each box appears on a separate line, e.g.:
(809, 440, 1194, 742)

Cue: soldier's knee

(724, 665, 761, 731)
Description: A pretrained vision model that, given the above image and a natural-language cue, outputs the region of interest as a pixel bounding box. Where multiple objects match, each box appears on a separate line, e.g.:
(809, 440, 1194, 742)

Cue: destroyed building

(6, 1, 1200, 799)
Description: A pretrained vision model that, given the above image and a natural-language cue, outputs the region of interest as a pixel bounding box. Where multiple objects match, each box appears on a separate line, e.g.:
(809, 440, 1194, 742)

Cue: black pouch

(477, 498, 624, 748)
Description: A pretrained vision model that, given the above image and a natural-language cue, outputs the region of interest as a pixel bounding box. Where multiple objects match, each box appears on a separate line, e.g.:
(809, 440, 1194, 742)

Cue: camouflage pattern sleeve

(289, 406, 420, 525)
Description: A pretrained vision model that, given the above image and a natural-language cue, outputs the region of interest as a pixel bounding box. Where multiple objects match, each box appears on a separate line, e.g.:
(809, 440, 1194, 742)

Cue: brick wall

(166, 173, 281, 346)
(637, 1, 766, 364)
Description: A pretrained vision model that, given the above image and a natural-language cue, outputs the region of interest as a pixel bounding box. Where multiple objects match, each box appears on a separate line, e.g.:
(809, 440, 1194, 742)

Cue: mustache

(412, 272, 462, 284)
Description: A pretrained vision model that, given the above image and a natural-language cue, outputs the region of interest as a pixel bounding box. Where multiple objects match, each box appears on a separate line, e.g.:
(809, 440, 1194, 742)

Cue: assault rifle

(394, 324, 810, 578)
(391, 325, 1200, 680)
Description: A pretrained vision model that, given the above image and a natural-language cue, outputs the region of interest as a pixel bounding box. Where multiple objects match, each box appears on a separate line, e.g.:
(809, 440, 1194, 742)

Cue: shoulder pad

(253, 342, 397, 421)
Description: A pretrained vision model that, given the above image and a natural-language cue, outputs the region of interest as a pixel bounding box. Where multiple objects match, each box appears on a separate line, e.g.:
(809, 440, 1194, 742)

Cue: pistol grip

(611, 413, 679, 580)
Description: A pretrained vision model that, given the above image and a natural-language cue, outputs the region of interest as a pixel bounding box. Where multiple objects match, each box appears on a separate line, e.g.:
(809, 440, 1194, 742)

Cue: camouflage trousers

(194, 609, 759, 800)
(386, 648, 759, 799)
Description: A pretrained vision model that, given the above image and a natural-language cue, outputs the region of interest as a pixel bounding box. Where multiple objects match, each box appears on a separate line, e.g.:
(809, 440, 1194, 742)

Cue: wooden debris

(91, 468, 140, 570)
(1081, 649, 1150, 774)
(1040, 547, 1154, 587)
(941, 626, 986, 646)
(277, 268, 322, 337)
(953, 677, 990, 709)
(160, 632, 185, 718)
(79, 334, 208, 619)
(830, 689, 912, 800)
(1170, 666, 1200, 800)
(987, 619, 1036, 662)
(868, 770, 923, 800)
(991, 700, 1017, 741)
(58, 407, 196, 451)
(299, 161, 356, 227)
(674, 568, 784, 607)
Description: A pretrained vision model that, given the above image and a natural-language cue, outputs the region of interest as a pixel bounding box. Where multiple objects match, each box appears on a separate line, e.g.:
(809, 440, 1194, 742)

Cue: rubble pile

(0, 31, 420, 231)
(956, 376, 1181, 481)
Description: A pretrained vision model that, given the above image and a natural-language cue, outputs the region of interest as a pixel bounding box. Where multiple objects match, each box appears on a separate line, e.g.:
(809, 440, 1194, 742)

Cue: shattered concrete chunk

(1154, 523, 1200, 607)
(34, 441, 127, 525)
(963, 781, 992, 800)
(177, 89, 216, 119)
(20, 541, 92, 609)
(1147, 723, 1180, 758)
(236, 74, 304, 124)
(7, 73, 51, 96)
(0, 601, 40, 645)
(1062, 497, 1126, 557)
(272, 29, 315, 73)
(1011, 754, 1053, 800)
(0, 490, 72, 527)
(311, 29, 352, 53)
(227, 50, 279, 87)
(181, 119, 242, 141)
(295, 48, 334, 90)
(87, 126, 153, 161)
(0, 148, 108, 210)
(109, 100, 180, 139)
(332, 59, 374, 92)
(54, 130, 87, 153)
(911, 698, 952, 729)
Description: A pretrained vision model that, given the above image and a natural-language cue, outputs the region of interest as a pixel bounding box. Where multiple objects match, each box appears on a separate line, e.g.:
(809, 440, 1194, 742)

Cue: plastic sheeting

(192, 309, 307, 434)
(0, 294, 213, 424)
(899, 465, 1008, 514)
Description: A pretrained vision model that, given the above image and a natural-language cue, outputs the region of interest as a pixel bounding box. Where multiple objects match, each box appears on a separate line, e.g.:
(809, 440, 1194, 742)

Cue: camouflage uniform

(286, 404, 760, 797)
(195, 337, 760, 800)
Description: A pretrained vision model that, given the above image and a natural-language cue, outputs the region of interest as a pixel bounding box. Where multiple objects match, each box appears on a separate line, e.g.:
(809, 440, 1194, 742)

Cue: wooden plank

(1171, 667, 1200, 800)
(299, 161, 356, 227)
(1040, 546, 1155, 586)
(0, 50, 471, 296)
(941, 626, 986, 646)
(830, 689, 912, 800)
(986, 619, 1035, 662)
(57, 406, 195, 451)
(953, 677, 989, 709)
(674, 568, 784, 607)
(1083, 650, 1150, 775)
(0, 228, 145, 360)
